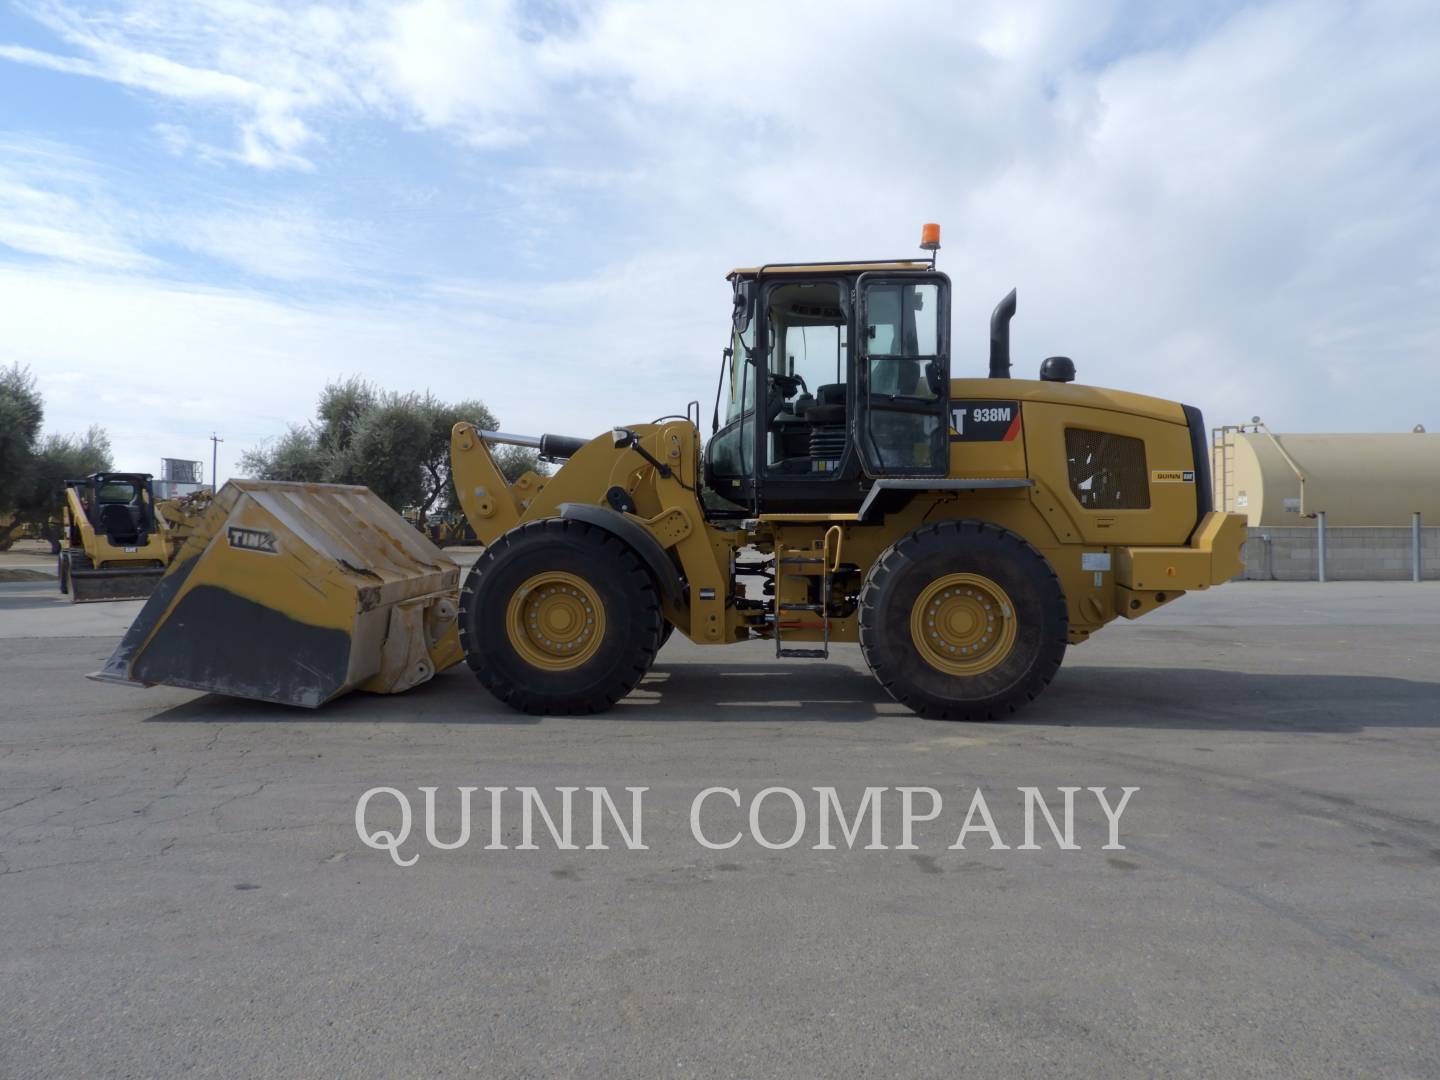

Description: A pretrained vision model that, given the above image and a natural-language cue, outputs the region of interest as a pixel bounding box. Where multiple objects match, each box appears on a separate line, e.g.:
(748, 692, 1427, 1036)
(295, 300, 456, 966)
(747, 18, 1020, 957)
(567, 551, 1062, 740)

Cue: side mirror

(732, 281, 754, 333)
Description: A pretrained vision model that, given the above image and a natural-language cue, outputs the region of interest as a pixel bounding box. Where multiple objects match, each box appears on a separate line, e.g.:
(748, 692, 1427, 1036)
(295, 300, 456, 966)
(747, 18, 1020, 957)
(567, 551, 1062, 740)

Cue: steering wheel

(770, 371, 808, 399)
(765, 371, 808, 423)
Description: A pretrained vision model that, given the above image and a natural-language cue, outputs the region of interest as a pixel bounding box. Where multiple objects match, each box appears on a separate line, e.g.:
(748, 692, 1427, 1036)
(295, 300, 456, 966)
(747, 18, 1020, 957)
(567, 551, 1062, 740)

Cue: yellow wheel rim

(505, 572, 606, 671)
(909, 572, 1017, 676)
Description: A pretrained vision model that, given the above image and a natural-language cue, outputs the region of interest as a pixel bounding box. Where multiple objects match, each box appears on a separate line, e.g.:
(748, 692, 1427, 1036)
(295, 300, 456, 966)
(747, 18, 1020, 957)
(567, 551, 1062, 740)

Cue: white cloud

(6, 257, 729, 478)
(164, 204, 383, 283)
(375, 0, 543, 144)
(1, 0, 1438, 462)
(3, 0, 344, 168)
(0, 138, 385, 283)
(0, 137, 153, 267)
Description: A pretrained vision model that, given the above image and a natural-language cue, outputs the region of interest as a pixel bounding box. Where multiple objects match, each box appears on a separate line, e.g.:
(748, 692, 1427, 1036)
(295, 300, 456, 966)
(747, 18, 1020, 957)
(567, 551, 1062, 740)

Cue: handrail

(823, 525, 844, 573)
(1253, 419, 1310, 516)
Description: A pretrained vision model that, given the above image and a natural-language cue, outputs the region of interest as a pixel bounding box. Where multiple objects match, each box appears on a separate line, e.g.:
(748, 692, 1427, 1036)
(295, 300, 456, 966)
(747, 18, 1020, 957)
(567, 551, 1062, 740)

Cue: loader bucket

(91, 480, 464, 708)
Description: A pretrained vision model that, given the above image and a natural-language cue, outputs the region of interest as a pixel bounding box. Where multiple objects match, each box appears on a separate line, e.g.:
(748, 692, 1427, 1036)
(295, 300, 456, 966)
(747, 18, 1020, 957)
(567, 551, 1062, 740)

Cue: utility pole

(210, 433, 224, 493)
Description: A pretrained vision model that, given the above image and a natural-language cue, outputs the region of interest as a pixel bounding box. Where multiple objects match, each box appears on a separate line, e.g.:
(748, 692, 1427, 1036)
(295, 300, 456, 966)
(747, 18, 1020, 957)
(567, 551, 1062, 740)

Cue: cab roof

(726, 260, 932, 280)
(70, 472, 153, 484)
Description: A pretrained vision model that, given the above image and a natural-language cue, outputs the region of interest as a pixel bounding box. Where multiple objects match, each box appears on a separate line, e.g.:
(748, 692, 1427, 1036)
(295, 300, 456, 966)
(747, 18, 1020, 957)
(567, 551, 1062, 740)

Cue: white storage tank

(1213, 425, 1440, 527)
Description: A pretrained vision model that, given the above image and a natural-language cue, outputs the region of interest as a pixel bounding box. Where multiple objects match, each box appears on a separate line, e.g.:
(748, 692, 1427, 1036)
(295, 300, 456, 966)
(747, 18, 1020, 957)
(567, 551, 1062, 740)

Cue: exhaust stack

(988, 288, 1017, 379)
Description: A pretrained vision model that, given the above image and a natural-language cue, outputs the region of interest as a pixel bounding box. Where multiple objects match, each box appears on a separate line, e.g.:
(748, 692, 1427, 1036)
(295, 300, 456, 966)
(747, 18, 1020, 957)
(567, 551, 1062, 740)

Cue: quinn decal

(1151, 469, 1195, 483)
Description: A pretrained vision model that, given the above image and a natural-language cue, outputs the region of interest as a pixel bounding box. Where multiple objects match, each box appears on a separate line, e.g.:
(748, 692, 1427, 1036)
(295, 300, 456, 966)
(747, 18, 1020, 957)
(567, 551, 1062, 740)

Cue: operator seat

(803, 383, 847, 424)
(98, 502, 142, 544)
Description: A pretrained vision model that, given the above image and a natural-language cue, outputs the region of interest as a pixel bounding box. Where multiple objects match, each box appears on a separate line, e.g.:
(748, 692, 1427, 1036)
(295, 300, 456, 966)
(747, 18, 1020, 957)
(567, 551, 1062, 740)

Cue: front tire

(858, 520, 1067, 721)
(459, 519, 664, 714)
(58, 552, 69, 595)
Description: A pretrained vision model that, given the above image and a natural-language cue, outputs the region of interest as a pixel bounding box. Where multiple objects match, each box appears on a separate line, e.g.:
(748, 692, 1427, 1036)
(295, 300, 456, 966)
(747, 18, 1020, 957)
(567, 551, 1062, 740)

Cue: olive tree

(0, 364, 44, 513)
(239, 379, 545, 520)
(0, 367, 114, 551)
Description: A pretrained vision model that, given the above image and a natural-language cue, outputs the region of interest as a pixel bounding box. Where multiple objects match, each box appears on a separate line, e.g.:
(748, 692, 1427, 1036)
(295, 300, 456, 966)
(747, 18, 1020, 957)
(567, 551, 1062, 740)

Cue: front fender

(557, 503, 687, 608)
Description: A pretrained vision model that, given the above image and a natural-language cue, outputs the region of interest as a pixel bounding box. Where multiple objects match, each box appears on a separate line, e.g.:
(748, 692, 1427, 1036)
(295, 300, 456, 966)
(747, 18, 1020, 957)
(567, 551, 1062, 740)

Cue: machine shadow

(1038, 665, 1440, 733)
(144, 661, 886, 726)
(144, 660, 1438, 733)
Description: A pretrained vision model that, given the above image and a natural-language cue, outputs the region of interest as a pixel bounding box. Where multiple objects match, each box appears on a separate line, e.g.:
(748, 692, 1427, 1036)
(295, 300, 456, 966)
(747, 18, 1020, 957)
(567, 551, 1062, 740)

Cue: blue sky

(1, 0, 1437, 479)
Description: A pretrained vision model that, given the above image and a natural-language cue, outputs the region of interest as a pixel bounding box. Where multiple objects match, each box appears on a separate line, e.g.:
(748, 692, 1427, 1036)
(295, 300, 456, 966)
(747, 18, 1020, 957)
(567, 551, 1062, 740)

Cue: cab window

(763, 281, 850, 474)
(97, 481, 140, 504)
(724, 324, 754, 424)
(857, 275, 949, 477)
(708, 323, 756, 479)
(864, 281, 940, 401)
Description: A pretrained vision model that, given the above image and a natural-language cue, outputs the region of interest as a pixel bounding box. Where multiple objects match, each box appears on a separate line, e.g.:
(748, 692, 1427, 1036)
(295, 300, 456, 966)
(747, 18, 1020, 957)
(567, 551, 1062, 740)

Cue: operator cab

(66, 473, 159, 545)
(705, 256, 951, 513)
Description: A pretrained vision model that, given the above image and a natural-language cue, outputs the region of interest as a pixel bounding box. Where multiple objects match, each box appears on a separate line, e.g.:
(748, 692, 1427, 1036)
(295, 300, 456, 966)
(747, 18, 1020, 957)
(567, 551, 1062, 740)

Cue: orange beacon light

(919, 222, 941, 252)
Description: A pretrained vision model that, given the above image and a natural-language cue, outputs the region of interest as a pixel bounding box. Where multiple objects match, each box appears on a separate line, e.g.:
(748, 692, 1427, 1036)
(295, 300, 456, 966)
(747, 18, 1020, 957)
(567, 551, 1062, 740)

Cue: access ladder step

(777, 648, 829, 659)
(778, 603, 825, 612)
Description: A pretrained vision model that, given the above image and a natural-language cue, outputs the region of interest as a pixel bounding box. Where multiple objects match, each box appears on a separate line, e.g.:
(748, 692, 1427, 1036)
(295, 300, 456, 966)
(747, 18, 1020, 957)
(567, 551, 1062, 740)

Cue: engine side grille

(1064, 429, 1150, 509)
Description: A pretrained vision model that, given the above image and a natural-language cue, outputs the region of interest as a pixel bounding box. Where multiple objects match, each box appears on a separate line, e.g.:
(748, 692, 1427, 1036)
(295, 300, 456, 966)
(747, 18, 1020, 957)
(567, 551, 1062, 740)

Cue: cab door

(854, 272, 951, 477)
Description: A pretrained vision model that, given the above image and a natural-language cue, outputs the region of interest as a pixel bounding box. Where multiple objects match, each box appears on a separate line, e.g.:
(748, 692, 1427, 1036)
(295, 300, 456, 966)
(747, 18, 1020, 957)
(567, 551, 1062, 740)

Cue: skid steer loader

(59, 473, 171, 602)
(96, 226, 1245, 719)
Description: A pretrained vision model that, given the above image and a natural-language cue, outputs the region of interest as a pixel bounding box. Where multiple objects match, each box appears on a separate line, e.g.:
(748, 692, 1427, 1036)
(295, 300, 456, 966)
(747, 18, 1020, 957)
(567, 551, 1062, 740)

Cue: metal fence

(1238, 516, 1436, 581)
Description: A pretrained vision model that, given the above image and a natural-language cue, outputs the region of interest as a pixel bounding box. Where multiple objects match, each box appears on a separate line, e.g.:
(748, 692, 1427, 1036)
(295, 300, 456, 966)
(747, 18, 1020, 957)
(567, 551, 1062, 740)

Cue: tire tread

(858, 519, 1068, 721)
(459, 519, 662, 714)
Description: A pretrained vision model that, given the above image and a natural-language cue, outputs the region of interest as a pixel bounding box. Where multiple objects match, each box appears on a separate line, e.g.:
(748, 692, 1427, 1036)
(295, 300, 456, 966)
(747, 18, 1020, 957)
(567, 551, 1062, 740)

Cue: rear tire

(459, 519, 664, 714)
(858, 520, 1067, 721)
(58, 552, 69, 595)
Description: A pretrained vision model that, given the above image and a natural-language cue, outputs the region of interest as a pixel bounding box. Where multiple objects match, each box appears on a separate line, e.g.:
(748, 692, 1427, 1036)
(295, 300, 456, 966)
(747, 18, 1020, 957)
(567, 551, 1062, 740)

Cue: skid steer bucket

(92, 480, 464, 708)
(69, 563, 165, 603)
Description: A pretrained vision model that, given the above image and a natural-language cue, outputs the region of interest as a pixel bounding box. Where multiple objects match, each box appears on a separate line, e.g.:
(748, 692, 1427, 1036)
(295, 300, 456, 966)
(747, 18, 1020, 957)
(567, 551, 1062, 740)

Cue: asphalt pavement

(1, 579, 1438, 1078)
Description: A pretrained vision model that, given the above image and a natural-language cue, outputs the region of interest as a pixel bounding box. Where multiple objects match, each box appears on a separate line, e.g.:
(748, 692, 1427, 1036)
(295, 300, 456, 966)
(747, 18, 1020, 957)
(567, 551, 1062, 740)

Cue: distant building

(153, 457, 211, 501)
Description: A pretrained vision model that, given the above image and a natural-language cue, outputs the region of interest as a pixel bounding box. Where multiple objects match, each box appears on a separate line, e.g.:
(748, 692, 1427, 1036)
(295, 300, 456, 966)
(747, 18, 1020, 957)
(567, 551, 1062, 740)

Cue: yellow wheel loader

(153, 488, 214, 562)
(96, 227, 1245, 719)
(59, 473, 171, 602)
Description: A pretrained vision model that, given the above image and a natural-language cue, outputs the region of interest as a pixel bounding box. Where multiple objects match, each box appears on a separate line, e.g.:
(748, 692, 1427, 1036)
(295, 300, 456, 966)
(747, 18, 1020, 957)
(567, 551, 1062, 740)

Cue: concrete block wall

(1238, 526, 1440, 581)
